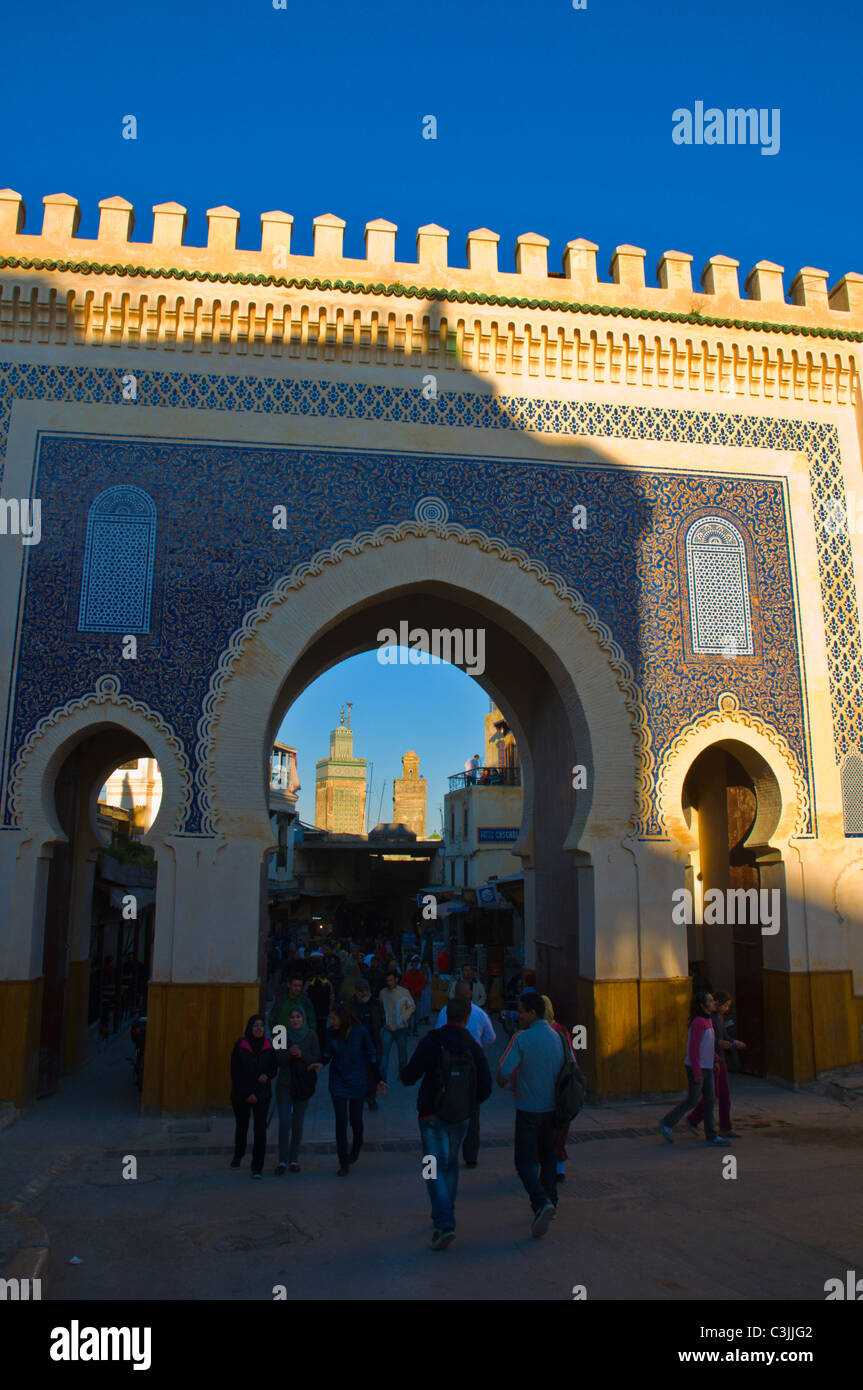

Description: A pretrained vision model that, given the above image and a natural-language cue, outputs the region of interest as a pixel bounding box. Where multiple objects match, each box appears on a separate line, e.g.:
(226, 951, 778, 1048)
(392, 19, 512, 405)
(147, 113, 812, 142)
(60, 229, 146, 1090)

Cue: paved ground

(2, 1018, 862, 1301)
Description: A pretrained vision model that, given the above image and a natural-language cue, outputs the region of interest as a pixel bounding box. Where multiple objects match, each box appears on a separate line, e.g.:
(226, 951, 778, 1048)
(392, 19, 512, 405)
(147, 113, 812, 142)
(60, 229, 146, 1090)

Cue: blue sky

(3, 0, 860, 283)
(277, 652, 490, 830)
(8, 0, 859, 818)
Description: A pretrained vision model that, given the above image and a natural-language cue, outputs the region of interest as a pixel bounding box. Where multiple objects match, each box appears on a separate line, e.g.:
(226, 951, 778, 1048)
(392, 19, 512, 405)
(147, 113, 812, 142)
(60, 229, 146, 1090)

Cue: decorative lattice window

(78, 487, 156, 633)
(685, 516, 753, 656)
(841, 753, 863, 835)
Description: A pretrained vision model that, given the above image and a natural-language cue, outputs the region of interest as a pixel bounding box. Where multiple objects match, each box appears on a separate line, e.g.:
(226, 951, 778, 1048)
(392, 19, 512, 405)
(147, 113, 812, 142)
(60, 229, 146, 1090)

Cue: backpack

(554, 1037, 587, 1127)
(289, 1055, 318, 1102)
(432, 1040, 477, 1124)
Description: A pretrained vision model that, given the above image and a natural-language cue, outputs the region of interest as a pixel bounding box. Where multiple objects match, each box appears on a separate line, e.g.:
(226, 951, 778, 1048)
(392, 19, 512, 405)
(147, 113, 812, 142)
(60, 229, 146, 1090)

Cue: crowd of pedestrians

(231, 934, 744, 1248)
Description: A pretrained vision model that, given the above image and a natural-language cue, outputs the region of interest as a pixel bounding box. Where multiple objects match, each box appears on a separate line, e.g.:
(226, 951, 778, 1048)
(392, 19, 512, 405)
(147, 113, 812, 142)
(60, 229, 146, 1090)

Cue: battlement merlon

(0, 190, 861, 333)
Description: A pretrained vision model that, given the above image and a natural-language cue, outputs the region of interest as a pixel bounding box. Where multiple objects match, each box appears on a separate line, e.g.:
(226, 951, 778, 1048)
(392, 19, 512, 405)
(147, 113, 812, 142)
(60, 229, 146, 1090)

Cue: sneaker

(532, 1202, 555, 1238)
(720, 1130, 741, 1139)
(274, 1163, 287, 1176)
(251, 1171, 263, 1179)
(685, 1121, 699, 1137)
(230, 1157, 242, 1168)
(706, 1136, 731, 1146)
(430, 1228, 456, 1251)
(288, 1163, 300, 1173)
(337, 1165, 350, 1176)
(659, 1122, 674, 1143)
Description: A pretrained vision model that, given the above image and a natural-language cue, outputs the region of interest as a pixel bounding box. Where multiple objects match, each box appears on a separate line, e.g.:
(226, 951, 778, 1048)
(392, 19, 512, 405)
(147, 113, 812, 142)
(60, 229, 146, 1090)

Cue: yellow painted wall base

(576, 976, 690, 1096)
(764, 969, 862, 1083)
(2, 971, 858, 1111)
(0, 978, 44, 1106)
(809, 971, 862, 1073)
(763, 969, 813, 1082)
(62, 961, 90, 1074)
(577, 972, 862, 1096)
(142, 982, 262, 1114)
(638, 978, 692, 1092)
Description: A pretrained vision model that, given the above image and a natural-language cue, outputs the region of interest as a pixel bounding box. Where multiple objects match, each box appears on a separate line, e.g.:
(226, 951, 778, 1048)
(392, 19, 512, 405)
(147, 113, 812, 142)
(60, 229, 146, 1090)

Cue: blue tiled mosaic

(4, 422, 811, 838)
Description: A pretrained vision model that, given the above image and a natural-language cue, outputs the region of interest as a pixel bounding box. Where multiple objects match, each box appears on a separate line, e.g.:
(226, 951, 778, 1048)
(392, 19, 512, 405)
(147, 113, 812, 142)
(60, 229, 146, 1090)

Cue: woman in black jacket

(230, 1014, 277, 1177)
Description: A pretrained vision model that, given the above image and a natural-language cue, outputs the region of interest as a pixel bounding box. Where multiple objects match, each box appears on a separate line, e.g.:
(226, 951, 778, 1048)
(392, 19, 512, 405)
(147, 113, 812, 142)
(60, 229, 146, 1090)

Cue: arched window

(685, 516, 753, 656)
(78, 486, 157, 633)
(841, 752, 863, 835)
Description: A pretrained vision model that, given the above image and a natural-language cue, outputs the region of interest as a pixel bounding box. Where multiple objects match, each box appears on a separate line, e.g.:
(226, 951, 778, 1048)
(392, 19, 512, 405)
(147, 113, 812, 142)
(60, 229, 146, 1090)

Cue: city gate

(0, 190, 861, 1110)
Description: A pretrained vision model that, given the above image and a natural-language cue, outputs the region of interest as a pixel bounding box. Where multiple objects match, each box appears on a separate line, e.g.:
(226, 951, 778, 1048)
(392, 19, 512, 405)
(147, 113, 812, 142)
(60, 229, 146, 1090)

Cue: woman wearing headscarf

(274, 1005, 322, 1174)
(543, 995, 576, 1182)
(229, 1014, 277, 1178)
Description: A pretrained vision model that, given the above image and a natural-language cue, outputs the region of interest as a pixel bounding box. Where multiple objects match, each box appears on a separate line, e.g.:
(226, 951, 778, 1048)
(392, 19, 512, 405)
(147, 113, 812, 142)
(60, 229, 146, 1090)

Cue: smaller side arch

(8, 675, 190, 846)
(656, 693, 808, 853)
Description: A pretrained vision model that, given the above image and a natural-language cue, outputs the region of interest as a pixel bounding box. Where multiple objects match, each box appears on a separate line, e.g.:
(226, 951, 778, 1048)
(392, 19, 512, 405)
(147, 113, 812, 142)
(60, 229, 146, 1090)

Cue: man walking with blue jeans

(379, 969, 415, 1083)
(498, 989, 565, 1238)
(400, 997, 492, 1250)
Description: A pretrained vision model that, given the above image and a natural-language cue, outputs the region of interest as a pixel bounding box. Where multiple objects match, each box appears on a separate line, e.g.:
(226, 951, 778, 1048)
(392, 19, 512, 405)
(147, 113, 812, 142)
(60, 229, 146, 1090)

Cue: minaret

(315, 708, 367, 833)
(485, 704, 518, 770)
(393, 750, 427, 838)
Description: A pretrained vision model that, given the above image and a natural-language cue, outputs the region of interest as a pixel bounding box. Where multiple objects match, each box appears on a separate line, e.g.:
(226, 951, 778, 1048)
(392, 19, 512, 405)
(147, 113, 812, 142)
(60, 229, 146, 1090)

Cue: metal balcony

(448, 765, 521, 791)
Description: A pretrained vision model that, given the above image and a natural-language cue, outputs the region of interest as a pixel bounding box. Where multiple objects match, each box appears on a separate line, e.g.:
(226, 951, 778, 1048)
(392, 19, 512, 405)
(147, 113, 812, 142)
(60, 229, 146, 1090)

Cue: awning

(472, 874, 524, 911)
(435, 899, 470, 918)
(497, 879, 524, 911)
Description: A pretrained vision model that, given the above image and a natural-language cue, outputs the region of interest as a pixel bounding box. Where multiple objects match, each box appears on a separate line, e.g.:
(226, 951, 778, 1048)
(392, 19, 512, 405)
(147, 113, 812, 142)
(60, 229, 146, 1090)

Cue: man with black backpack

(400, 996, 492, 1250)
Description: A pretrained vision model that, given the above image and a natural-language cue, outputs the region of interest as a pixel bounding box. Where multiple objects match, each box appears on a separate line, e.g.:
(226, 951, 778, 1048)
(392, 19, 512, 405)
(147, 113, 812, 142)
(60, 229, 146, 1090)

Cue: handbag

(553, 1031, 587, 1127)
(289, 1054, 318, 1101)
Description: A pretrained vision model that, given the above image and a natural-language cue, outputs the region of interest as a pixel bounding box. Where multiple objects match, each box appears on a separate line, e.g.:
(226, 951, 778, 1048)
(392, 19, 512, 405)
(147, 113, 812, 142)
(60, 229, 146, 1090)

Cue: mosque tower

(393, 749, 427, 838)
(314, 706, 367, 833)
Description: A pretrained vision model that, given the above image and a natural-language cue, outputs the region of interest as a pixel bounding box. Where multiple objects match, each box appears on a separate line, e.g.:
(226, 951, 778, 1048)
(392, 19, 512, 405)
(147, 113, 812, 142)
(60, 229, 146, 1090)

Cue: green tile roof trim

(1, 254, 861, 343)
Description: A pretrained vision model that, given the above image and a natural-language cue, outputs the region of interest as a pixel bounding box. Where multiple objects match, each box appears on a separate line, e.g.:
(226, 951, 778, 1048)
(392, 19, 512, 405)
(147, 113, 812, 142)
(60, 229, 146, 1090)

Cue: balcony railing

(448, 765, 521, 791)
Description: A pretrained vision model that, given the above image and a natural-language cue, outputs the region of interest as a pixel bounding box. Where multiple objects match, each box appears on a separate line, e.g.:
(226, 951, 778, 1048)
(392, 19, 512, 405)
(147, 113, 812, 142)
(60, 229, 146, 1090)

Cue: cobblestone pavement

(2, 1021, 862, 1301)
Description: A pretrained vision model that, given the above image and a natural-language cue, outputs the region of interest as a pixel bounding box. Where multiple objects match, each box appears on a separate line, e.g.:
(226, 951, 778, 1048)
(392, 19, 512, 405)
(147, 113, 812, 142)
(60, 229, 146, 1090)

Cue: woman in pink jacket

(659, 992, 730, 1146)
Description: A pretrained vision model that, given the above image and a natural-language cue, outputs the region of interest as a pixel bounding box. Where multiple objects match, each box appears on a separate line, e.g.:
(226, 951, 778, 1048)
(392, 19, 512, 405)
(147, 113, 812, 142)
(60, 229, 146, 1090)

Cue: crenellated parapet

(0, 189, 861, 404)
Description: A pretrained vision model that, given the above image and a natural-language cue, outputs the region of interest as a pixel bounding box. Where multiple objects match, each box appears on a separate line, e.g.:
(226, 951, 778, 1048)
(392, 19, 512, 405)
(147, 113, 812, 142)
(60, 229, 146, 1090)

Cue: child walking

(686, 990, 746, 1140)
(659, 991, 730, 1146)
